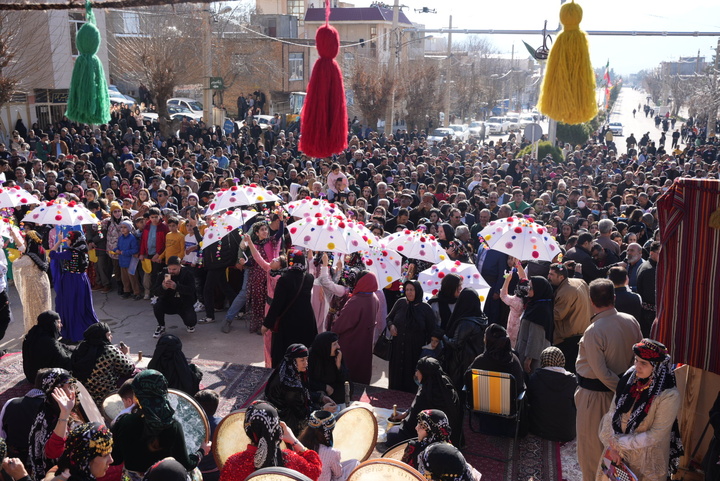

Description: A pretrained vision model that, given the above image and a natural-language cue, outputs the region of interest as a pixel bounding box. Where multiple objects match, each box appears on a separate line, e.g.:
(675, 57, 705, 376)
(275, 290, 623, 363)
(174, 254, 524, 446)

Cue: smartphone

(165, 274, 171, 281)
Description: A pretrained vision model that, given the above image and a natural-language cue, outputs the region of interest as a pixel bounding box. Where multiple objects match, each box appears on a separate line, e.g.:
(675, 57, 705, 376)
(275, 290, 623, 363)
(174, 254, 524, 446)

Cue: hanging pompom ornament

(298, 3, 348, 158)
(537, 0, 596, 125)
(65, 0, 110, 125)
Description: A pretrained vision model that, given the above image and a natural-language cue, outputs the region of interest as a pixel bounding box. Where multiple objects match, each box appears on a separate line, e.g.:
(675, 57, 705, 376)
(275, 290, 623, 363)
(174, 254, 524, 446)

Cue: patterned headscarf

(514, 278, 531, 298)
(540, 346, 566, 368)
(307, 410, 336, 447)
(613, 339, 683, 476)
(40, 368, 74, 396)
(243, 401, 284, 469)
(60, 422, 113, 479)
(132, 370, 175, 437)
(287, 249, 307, 272)
(0, 436, 6, 461)
(418, 442, 473, 481)
(417, 410, 452, 445)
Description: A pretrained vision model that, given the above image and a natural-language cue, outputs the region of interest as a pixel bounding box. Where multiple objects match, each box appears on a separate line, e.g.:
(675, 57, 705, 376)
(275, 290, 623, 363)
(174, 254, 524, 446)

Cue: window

(289, 53, 304, 81)
(69, 12, 85, 57)
(287, 0, 305, 26)
(121, 11, 140, 35)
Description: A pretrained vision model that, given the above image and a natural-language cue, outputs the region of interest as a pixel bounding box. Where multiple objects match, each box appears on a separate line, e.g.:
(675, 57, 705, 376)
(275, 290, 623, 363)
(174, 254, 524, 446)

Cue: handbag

(373, 327, 392, 361)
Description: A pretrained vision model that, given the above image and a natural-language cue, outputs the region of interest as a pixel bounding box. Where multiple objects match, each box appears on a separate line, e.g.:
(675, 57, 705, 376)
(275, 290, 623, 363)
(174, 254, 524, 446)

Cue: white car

(485, 116, 510, 135)
(237, 115, 276, 131)
(426, 128, 455, 143)
(448, 124, 469, 142)
(167, 98, 204, 116)
(519, 114, 536, 129)
(609, 122, 624, 136)
(505, 114, 520, 131)
(142, 105, 203, 122)
(108, 85, 135, 107)
(468, 121, 485, 139)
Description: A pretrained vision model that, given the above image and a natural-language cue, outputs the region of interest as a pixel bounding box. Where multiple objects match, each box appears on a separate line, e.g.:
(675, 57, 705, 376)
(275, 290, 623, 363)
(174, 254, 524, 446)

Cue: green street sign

(209, 77, 224, 90)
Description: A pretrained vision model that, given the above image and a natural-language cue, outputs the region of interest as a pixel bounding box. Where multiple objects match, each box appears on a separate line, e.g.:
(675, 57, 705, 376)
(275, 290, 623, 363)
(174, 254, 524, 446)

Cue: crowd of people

(0, 89, 719, 481)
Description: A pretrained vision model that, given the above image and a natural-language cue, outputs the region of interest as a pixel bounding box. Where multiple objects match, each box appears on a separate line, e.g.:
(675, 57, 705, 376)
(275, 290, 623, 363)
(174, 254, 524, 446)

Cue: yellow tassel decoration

(537, 0, 597, 125)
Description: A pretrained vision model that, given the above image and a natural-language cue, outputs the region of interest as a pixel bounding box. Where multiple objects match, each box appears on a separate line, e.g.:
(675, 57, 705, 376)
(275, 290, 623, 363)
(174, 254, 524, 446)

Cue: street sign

(210, 77, 224, 90)
(223, 118, 234, 135)
(524, 123, 543, 142)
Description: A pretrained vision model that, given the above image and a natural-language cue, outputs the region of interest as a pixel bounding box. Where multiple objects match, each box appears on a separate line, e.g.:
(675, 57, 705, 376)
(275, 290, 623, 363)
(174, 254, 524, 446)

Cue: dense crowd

(0, 92, 719, 481)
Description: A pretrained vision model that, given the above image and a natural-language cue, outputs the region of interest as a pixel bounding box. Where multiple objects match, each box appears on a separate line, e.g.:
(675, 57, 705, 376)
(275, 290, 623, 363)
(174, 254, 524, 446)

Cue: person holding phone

(151, 256, 198, 337)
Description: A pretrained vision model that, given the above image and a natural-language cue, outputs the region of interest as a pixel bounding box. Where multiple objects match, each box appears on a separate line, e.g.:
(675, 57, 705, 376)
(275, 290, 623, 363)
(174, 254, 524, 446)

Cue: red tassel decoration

(299, 4, 348, 158)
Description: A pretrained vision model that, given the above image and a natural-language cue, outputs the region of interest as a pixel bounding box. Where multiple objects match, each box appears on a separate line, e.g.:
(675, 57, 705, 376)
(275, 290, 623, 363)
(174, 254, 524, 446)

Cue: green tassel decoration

(66, 1, 110, 125)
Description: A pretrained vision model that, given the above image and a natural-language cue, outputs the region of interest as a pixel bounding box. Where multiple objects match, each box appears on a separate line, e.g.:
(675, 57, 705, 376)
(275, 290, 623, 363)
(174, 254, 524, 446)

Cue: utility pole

(708, 38, 720, 139)
(203, 9, 213, 126)
(386, 0, 400, 135)
(443, 15, 452, 127)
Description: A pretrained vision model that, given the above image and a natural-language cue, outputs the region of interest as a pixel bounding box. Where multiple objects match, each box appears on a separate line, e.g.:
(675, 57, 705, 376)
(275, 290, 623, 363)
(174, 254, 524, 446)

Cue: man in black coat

(636, 241, 659, 337)
(152, 256, 197, 337)
(564, 233, 621, 285)
(608, 266, 642, 323)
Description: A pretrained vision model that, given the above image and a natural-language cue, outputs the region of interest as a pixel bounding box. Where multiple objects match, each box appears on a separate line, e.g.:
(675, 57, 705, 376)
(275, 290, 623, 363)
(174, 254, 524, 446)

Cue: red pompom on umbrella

(299, 4, 348, 158)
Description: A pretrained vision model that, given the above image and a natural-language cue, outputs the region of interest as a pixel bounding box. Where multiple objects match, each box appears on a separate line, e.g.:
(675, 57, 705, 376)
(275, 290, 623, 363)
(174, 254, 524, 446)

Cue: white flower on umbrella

(360, 246, 403, 287)
(202, 210, 258, 247)
(207, 184, 281, 214)
(480, 217, 560, 261)
(0, 186, 39, 208)
(288, 216, 375, 254)
(285, 198, 347, 219)
(418, 259, 491, 307)
(383, 228, 447, 263)
(22, 199, 98, 226)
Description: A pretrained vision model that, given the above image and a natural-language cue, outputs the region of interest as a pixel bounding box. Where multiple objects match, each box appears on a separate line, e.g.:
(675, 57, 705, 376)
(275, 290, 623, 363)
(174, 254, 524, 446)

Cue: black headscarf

(521, 276, 555, 342)
(429, 274, 461, 330)
(438, 223, 455, 249)
(446, 288, 486, 338)
(482, 323, 513, 363)
(25, 310, 61, 343)
(143, 457, 190, 481)
(64, 230, 89, 272)
(276, 344, 310, 402)
(308, 332, 343, 392)
(71, 323, 111, 382)
(244, 401, 284, 469)
(416, 357, 459, 413)
(419, 442, 473, 481)
(147, 334, 201, 395)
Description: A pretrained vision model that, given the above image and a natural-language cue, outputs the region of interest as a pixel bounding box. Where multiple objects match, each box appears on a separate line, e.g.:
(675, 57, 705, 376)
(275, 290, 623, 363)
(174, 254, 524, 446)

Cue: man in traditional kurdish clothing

(574, 279, 642, 481)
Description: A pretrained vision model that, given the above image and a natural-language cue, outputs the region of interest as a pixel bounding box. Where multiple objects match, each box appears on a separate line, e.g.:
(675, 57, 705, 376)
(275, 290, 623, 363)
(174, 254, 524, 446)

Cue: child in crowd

(117, 220, 141, 300)
(420, 329, 445, 364)
(194, 389, 222, 481)
(298, 410, 358, 481)
(162, 217, 185, 263)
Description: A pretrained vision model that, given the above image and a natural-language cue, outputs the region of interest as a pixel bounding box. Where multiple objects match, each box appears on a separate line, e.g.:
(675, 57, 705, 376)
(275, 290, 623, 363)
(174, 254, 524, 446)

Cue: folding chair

(466, 368, 525, 462)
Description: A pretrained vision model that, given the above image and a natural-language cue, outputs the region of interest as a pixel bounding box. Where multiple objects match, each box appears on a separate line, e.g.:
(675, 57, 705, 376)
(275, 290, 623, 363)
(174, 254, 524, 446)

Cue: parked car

(426, 128, 455, 143)
(505, 114, 520, 131)
(108, 85, 135, 107)
(142, 105, 203, 122)
(236, 115, 276, 131)
(167, 98, 204, 116)
(609, 121, 624, 136)
(485, 116, 510, 135)
(468, 121, 485, 140)
(519, 114, 537, 129)
(448, 124, 469, 142)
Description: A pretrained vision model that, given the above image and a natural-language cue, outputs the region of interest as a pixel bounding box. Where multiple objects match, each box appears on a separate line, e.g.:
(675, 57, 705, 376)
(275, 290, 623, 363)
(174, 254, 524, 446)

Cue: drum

(102, 394, 125, 423)
(75, 380, 104, 425)
(381, 439, 414, 461)
(213, 410, 250, 470)
(347, 459, 425, 481)
(333, 406, 378, 463)
(167, 389, 210, 455)
(244, 467, 313, 481)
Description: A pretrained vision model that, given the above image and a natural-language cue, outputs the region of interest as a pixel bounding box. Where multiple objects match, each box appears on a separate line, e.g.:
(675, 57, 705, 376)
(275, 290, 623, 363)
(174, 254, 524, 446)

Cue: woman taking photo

(515, 276, 555, 374)
(219, 401, 322, 481)
(598, 339, 682, 481)
(49, 230, 99, 342)
(386, 280, 435, 393)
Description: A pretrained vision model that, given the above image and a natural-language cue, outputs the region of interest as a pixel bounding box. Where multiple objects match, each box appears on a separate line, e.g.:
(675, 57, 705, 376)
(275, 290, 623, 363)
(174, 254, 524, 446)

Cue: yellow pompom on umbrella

(537, 0, 597, 125)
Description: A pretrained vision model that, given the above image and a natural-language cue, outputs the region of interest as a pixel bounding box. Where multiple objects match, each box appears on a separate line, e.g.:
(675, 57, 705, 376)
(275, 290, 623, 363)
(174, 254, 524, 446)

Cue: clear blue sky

(352, 0, 720, 76)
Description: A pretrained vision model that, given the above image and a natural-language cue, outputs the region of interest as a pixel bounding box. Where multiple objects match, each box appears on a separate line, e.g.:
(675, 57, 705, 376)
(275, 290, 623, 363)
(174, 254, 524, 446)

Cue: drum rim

(381, 437, 417, 458)
(347, 458, 425, 480)
(76, 380, 104, 425)
(245, 466, 313, 481)
(335, 405, 378, 462)
(212, 409, 247, 470)
(167, 388, 210, 449)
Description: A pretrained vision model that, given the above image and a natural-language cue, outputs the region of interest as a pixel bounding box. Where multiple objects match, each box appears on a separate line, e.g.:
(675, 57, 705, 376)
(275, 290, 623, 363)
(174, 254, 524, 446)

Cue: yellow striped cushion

(470, 369, 513, 416)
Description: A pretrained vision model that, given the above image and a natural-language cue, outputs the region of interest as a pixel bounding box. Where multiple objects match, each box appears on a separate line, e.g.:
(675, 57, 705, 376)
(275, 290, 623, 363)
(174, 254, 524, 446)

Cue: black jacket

(527, 368, 577, 442)
(22, 329, 72, 383)
(443, 316, 487, 390)
(201, 230, 240, 270)
(565, 245, 614, 284)
(614, 287, 642, 323)
(151, 266, 197, 304)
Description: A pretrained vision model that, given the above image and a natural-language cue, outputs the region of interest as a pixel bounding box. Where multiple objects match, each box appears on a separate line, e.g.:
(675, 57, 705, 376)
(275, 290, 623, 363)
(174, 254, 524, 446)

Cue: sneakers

(153, 326, 166, 338)
(193, 301, 205, 312)
(198, 317, 216, 324)
(221, 321, 232, 333)
(121, 293, 131, 299)
(186, 325, 196, 333)
(133, 294, 143, 301)
(144, 293, 150, 300)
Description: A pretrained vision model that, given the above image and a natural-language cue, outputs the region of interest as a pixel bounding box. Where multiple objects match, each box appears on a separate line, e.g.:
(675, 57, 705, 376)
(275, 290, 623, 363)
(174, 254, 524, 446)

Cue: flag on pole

(603, 60, 611, 85)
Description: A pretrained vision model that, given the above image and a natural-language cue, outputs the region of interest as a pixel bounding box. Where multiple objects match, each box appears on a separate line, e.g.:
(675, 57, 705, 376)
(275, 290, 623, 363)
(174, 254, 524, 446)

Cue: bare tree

(400, 58, 440, 131)
(350, 59, 393, 129)
(641, 68, 663, 104)
(0, 14, 18, 109)
(663, 74, 693, 116)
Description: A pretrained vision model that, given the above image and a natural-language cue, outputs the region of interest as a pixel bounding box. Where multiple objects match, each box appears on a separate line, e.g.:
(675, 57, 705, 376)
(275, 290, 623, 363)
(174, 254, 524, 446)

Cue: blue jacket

(117, 233, 139, 268)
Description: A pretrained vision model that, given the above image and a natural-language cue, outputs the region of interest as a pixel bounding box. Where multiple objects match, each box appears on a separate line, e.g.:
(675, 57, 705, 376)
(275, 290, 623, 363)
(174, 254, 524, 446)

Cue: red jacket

(219, 445, 321, 481)
(139, 221, 169, 258)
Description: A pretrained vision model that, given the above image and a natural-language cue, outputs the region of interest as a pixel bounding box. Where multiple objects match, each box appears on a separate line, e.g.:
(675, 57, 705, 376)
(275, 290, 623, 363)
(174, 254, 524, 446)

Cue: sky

(349, 0, 720, 76)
